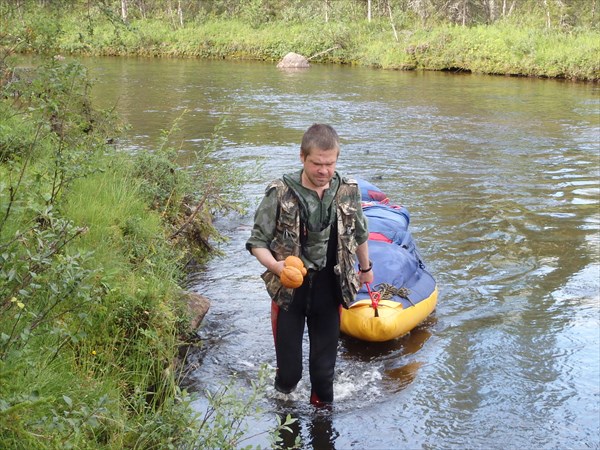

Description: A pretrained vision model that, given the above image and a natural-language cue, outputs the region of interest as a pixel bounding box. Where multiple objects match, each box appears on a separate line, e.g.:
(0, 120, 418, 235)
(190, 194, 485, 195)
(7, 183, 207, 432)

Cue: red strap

(368, 232, 392, 243)
(367, 190, 389, 203)
(366, 282, 381, 311)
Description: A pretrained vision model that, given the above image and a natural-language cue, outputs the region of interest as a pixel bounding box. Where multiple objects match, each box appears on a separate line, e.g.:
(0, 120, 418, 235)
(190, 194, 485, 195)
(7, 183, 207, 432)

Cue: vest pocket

(269, 228, 299, 257)
(261, 270, 294, 308)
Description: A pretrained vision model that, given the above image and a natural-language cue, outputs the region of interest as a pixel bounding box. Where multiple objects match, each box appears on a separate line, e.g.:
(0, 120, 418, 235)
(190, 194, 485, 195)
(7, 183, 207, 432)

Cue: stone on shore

(183, 291, 210, 332)
(277, 52, 310, 69)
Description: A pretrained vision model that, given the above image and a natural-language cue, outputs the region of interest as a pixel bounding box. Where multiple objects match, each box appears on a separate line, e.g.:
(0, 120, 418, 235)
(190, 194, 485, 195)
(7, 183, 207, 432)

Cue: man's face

(300, 148, 338, 190)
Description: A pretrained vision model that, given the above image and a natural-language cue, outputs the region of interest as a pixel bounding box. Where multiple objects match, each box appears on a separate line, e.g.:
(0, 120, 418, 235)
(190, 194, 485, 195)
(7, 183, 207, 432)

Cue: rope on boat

(373, 283, 411, 301)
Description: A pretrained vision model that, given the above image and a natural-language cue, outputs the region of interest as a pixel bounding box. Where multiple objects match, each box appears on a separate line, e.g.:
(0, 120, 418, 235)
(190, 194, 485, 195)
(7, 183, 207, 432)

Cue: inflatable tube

(340, 180, 438, 342)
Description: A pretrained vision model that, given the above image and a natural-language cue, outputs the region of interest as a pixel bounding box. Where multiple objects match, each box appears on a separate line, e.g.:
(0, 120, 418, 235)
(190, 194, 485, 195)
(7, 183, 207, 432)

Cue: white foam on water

(335, 367, 384, 403)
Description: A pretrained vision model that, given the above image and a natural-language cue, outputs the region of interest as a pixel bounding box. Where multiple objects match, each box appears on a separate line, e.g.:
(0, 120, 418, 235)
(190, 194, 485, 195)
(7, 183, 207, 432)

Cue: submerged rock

(182, 291, 210, 331)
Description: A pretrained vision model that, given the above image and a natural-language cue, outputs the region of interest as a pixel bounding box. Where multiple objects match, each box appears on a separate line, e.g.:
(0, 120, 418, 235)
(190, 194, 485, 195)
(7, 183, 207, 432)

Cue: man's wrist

(358, 260, 373, 273)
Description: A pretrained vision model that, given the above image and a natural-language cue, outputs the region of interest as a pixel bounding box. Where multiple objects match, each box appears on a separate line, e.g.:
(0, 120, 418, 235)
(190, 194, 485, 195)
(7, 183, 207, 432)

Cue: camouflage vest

(260, 178, 361, 310)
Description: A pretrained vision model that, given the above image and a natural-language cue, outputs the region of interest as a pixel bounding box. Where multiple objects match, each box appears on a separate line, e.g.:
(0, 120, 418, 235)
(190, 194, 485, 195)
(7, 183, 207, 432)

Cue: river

(87, 57, 600, 449)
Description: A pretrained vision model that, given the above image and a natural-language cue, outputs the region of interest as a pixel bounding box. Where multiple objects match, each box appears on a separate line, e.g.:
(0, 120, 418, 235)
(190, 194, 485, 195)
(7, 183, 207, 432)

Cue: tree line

(5, 0, 598, 28)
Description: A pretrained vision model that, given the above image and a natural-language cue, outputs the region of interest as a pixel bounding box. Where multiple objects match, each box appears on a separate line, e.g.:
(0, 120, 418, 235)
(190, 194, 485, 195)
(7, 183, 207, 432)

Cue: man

(246, 123, 374, 406)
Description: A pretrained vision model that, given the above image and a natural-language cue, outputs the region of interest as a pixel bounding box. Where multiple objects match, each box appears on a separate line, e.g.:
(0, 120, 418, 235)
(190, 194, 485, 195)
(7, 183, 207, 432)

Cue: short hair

(300, 124, 340, 157)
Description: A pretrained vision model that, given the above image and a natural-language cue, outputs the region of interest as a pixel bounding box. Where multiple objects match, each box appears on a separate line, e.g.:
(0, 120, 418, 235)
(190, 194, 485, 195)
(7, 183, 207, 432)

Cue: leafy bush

(0, 54, 270, 449)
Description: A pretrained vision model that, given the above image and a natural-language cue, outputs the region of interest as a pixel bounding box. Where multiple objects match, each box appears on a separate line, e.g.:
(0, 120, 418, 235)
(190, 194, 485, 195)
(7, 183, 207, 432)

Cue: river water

(86, 57, 600, 449)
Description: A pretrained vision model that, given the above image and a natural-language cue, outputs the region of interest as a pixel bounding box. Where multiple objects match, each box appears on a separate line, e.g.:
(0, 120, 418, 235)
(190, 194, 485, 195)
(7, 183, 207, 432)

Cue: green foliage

(0, 348, 119, 449)
(0, 208, 96, 357)
(395, 22, 600, 78)
(0, 58, 182, 448)
(123, 387, 198, 449)
(3, 1, 597, 80)
(0, 54, 273, 449)
(20, 7, 64, 54)
(0, 101, 39, 164)
(238, 0, 274, 28)
(129, 110, 250, 265)
(0, 60, 114, 367)
(196, 366, 299, 450)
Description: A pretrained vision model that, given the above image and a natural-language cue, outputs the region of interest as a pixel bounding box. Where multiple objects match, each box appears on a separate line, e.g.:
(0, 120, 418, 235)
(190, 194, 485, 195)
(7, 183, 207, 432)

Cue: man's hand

(270, 260, 286, 277)
(358, 269, 374, 285)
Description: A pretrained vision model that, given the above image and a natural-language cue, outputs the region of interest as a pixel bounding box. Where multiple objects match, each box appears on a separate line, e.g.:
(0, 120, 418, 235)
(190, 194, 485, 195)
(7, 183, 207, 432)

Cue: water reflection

(278, 409, 338, 450)
(341, 318, 435, 361)
(385, 361, 423, 393)
(340, 321, 435, 397)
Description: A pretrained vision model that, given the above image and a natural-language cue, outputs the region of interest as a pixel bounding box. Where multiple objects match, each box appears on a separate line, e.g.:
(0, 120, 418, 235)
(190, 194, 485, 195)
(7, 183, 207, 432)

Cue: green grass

(7, 5, 598, 80)
(0, 54, 273, 448)
(62, 166, 160, 273)
(0, 58, 197, 447)
(24, 10, 596, 81)
(0, 153, 192, 447)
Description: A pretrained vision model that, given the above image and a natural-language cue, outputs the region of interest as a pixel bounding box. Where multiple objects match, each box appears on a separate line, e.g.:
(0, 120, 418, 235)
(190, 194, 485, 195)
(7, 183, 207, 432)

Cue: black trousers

(271, 268, 341, 403)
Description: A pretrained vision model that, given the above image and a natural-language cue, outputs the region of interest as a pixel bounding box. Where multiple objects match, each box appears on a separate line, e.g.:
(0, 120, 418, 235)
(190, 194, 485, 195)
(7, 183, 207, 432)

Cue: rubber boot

(310, 390, 332, 409)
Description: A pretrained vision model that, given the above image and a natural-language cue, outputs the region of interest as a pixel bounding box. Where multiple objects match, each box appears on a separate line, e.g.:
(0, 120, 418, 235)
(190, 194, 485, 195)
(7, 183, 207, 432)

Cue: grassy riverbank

(0, 56, 279, 448)
(2, 3, 599, 81)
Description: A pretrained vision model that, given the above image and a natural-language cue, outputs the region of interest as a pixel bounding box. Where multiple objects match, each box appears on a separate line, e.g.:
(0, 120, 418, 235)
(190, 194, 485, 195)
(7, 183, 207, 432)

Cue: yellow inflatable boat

(340, 180, 438, 342)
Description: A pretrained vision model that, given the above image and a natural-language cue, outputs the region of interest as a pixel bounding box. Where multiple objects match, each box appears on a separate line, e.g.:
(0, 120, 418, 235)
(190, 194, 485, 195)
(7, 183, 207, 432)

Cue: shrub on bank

(0, 56, 278, 449)
(0, 57, 197, 448)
